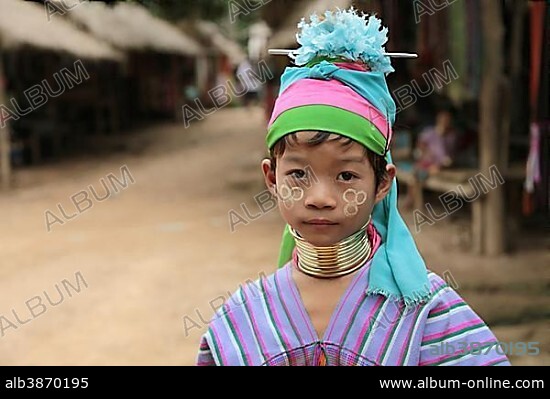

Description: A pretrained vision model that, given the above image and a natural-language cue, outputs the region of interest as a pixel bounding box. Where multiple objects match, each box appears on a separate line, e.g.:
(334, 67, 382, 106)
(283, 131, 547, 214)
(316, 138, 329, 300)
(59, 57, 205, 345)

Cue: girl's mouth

(304, 219, 338, 225)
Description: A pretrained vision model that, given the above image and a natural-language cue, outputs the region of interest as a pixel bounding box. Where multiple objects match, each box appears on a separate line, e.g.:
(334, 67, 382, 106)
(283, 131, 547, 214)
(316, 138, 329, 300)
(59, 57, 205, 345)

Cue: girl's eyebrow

(281, 155, 307, 163)
(338, 156, 366, 164)
(282, 155, 365, 164)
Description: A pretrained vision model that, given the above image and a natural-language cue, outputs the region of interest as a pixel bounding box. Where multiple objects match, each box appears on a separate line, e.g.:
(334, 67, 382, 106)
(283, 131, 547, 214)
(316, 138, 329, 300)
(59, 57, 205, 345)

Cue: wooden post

(505, 0, 528, 246)
(479, 1, 506, 255)
(412, 176, 424, 212)
(196, 55, 208, 98)
(0, 47, 12, 191)
(504, 0, 528, 169)
(471, 200, 483, 255)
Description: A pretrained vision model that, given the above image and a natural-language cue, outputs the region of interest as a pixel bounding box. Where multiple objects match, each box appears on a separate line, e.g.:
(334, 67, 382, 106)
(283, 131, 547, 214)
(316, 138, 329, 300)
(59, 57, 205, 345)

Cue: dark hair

(269, 131, 388, 189)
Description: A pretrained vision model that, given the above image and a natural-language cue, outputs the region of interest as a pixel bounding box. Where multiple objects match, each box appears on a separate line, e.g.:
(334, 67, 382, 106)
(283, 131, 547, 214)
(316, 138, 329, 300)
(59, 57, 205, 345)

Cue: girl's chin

(294, 224, 367, 247)
(294, 230, 345, 247)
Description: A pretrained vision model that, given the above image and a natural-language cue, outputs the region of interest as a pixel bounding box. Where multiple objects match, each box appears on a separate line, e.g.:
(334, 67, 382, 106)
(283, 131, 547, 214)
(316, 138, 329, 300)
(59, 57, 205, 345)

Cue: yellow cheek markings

(277, 184, 304, 209)
(343, 188, 367, 217)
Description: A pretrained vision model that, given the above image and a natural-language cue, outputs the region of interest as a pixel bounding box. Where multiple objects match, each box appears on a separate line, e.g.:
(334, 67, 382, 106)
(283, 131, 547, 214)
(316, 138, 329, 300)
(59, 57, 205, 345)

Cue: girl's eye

(338, 172, 357, 181)
(288, 170, 306, 179)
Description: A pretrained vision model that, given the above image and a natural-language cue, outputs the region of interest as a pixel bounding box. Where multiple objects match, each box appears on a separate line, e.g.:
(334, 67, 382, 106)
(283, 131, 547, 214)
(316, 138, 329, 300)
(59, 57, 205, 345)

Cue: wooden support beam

(0, 46, 12, 191)
(479, 0, 506, 255)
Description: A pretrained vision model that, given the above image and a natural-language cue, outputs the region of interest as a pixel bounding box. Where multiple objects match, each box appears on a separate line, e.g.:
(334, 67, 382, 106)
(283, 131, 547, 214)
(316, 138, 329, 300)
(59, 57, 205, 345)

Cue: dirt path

(0, 106, 548, 365)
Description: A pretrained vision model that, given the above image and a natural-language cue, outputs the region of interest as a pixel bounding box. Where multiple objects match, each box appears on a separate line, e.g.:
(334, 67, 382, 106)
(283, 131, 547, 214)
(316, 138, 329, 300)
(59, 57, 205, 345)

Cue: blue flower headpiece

(268, 8, 417, 72)
(292, 7, 394, 74)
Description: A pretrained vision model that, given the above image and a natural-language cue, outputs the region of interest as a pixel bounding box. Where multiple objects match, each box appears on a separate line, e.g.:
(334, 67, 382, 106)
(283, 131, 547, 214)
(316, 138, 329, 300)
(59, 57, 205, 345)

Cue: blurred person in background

(414, 108, 458, 175)
(236, 57, 261, 107)
(402, 107, 458, 209)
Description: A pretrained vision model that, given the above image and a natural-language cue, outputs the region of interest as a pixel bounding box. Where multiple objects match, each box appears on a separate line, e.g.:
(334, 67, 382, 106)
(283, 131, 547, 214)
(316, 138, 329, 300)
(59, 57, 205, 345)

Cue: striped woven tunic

(196, 262, 510, 366)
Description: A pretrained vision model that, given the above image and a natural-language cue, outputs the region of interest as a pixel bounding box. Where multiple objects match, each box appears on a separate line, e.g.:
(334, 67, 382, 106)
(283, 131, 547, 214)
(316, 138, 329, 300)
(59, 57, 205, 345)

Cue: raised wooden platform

(396, 163, 525, 253)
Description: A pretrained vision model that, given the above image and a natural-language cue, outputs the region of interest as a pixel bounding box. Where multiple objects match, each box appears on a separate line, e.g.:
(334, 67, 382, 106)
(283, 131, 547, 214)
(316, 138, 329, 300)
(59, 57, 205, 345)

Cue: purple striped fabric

(196, 264, 510, 366)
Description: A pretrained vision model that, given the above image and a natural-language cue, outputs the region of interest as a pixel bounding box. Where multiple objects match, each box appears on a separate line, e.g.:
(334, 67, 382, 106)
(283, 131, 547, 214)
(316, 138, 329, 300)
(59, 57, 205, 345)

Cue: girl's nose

(303, 182, 337, 209)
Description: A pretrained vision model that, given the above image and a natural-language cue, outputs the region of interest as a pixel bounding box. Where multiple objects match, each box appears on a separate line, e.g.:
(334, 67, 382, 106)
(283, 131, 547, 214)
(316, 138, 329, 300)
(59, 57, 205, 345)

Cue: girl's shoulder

(209, 266, 286, 322)
(426, 269, 458, 292)
(235, 267, 282, 301)
(423, 269, 468, 309)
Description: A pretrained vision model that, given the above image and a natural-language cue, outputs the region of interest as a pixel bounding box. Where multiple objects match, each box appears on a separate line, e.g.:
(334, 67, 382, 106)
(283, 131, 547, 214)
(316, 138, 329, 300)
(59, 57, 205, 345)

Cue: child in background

(402, 108, 458, 209)
(414, 108, 457, 175)
(196, 8, 509, 366)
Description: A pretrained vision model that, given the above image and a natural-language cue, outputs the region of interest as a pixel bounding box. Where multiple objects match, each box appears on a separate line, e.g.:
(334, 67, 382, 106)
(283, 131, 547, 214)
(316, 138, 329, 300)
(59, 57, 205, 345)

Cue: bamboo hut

(65, 2, 204, 123)
(178, 20, 246, 100)
(194, 20, 246, 67)
(0, 0, 122, 189)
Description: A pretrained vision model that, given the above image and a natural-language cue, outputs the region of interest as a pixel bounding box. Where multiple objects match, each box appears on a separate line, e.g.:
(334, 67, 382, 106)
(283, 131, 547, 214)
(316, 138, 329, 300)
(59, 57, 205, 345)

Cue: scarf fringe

(365, 287, 432, 308)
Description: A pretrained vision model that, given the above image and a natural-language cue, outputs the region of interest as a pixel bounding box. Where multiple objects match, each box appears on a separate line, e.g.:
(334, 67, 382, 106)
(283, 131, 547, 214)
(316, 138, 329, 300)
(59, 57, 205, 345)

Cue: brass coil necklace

(290, 217, 372, 279)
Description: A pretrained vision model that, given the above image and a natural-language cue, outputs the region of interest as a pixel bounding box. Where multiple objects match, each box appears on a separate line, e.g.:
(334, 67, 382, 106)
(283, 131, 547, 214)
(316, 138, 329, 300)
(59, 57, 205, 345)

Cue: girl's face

(262, 131, 394, 247)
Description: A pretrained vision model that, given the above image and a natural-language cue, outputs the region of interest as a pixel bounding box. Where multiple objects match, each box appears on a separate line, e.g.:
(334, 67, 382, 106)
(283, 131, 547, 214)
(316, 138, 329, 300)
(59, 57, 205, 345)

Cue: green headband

(267, 105, 387, 156)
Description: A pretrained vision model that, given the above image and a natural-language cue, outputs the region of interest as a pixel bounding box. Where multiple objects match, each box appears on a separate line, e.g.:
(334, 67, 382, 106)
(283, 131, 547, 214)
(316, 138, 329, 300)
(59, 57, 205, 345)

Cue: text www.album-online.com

(380, 377, 544, 389)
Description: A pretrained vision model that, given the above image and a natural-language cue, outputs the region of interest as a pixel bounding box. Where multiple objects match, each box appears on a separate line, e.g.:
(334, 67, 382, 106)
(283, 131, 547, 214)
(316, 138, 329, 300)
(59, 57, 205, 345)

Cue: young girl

(196, 8, 510, 366)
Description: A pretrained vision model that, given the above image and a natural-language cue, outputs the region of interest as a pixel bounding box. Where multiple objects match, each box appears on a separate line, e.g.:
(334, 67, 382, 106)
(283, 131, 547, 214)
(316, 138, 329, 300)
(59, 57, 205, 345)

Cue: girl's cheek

(342, 188, 368, 217)
(276, 184, 304, 209)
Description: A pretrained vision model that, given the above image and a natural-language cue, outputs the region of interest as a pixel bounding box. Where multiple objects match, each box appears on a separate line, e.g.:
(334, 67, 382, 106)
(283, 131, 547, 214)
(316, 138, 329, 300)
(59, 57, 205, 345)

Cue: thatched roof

(268, 0, 353, 49)
(182, 20, 246, 66)
(0, 0, 122, 61)
(67, 2, 203, 56)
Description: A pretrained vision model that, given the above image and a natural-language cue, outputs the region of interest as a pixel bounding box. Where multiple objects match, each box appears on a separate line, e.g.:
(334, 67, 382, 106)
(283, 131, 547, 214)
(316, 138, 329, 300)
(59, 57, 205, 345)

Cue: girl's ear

(374, 164, 396, 204)
(261, 159, 277, 195)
